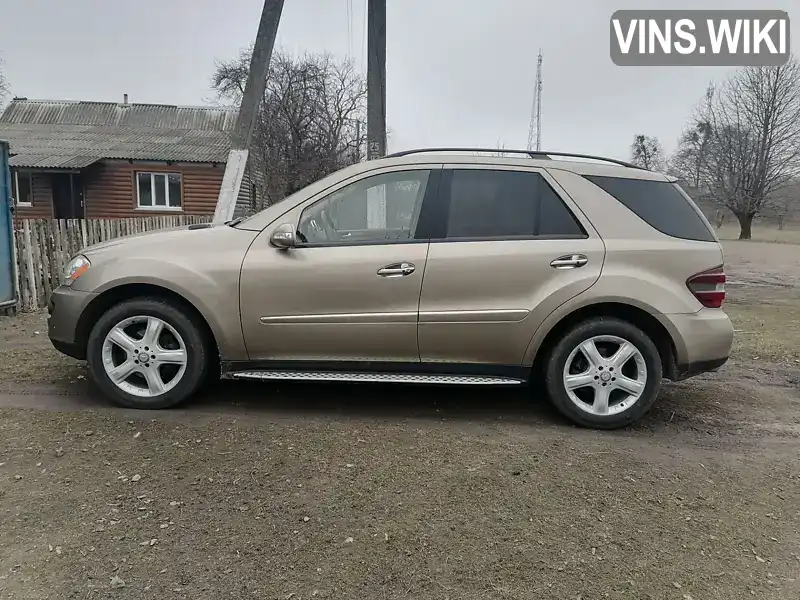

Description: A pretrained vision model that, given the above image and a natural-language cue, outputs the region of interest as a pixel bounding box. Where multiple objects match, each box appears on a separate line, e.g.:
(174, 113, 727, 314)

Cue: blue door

(0, 141, 16, 309)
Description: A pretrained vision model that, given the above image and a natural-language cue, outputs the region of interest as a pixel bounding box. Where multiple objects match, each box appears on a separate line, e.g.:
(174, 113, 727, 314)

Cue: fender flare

(522, 293, 685, 367)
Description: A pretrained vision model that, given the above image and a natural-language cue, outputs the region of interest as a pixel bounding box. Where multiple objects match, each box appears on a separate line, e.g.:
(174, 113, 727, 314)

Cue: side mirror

(269, 223, 297, 249)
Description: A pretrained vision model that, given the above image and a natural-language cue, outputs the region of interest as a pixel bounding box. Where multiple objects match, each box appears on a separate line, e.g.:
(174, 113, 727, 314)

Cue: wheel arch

(528, 301, 681, 382)
(75, 283, 220, 365)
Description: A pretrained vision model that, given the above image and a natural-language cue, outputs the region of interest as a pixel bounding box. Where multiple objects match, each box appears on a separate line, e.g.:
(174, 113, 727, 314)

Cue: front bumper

(48, 285, 95, 360)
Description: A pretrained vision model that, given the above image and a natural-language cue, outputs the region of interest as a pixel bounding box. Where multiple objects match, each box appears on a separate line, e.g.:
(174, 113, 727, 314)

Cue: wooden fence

(12, 216, 213, 312)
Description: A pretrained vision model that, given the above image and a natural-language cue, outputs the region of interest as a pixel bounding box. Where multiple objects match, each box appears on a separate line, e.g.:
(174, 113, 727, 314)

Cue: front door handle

(550, 254, 588, 269)
(377, 262, 416, 277)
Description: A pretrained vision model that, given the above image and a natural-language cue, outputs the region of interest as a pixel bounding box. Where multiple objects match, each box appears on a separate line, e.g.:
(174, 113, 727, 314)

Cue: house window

(13, 171, 33, 207)
(136, 172, 182, 210)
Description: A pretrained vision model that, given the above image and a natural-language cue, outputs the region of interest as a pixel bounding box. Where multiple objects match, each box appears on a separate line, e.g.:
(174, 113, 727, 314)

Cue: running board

(228, 370, 523, 385)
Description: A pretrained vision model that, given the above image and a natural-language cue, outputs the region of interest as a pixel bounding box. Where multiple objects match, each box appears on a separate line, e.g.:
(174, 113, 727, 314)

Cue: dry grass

(724, 288, 800, 365)
(717, 223, 800, 244)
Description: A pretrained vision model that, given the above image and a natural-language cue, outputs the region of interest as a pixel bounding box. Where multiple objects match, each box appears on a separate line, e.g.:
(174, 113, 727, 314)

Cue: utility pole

(213, 0, 285, 224)
(366, 0, 386, 160)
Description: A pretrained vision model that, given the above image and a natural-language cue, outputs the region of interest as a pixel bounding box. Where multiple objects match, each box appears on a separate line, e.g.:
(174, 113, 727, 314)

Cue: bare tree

(0, 59, 9, 106)
(494, 139, 514, 158)
(668, 88, 715, 190)
(213, 49, 366, 211)
(693, 59, 800, 239)
(630, 135, 666, 171)
(772, 180, 800, 230)
(666, 87, 724, 225)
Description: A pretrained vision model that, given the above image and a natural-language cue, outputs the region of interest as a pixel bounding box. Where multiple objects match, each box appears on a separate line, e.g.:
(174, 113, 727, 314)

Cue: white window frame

(135, 171, 183, 212)
(13, 171, 33, 207)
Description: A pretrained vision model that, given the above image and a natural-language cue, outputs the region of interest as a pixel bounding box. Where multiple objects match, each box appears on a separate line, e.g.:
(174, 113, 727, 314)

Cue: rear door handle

(378, 262, 416, 277)
(550, 254, 588, 269)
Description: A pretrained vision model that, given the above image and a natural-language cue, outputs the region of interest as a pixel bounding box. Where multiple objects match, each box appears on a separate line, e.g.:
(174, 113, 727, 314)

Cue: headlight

(62, 255, 91, 286)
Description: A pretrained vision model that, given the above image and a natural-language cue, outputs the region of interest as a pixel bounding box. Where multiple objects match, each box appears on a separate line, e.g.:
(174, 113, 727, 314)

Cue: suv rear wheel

(86, 298, 209, 409)
(544, 317, 662, 429)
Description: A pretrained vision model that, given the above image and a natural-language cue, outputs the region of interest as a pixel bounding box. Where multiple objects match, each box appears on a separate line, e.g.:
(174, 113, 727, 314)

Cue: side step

(229, 371, 524, 385)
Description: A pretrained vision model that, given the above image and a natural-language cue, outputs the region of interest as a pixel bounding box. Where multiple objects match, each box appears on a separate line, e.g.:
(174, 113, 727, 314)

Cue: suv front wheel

(86, 298, 210, 409)
(545, 317, 662, 429)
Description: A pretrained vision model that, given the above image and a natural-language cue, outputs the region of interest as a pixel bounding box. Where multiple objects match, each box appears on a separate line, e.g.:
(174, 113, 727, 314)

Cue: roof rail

(383, 147, 646, 170)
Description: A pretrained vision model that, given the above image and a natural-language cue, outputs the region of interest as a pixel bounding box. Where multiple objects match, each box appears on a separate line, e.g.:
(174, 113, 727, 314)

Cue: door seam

(415, 241, 432, 361)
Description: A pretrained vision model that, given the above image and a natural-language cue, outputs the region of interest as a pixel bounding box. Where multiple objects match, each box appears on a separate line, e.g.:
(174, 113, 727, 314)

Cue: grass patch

(717, 223, 800, 245)
(725, 288, 800, 363)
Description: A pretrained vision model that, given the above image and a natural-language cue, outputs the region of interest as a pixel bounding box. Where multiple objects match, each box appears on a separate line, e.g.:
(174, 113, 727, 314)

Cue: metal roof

(0, 99, 239, 165)
(8, 153, 100, 169)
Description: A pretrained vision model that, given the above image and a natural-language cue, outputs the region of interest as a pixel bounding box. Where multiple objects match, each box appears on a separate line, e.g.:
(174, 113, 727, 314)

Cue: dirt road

(1, 367, 798, 600)
(0, 239, 798, 600)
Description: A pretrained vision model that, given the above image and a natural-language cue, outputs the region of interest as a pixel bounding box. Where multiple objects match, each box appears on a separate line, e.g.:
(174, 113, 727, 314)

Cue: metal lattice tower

(527, 50, 543, 152)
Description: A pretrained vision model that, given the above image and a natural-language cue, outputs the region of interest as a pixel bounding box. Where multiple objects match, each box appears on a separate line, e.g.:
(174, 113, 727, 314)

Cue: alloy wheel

(562, 335, 647, 416)
(101, 316, 188, 398)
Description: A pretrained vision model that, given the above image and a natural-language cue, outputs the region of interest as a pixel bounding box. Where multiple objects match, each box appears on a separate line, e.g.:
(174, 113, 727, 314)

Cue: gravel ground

(0, 239, 798, 600)
(0, 387, 798, 600)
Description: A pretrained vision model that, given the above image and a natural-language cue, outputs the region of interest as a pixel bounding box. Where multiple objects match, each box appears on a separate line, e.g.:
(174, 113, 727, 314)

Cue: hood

(81, 223, 218, 256)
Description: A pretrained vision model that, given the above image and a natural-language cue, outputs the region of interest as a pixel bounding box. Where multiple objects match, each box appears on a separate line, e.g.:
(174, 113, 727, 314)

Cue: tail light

(687, 266, 726, 308)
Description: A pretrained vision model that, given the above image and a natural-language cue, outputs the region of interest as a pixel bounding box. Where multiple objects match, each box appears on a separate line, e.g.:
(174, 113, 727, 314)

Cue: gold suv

(48, 149, 733, 429)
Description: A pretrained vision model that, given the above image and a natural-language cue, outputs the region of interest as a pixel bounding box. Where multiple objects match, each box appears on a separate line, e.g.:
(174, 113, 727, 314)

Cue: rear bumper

(672, 356, 729, 381)
(48, 286, 95, 360)
(663, 308, 734, 381)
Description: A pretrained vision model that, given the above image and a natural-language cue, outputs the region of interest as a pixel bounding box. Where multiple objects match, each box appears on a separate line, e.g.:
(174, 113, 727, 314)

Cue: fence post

(81, 219, 88, 249)
(22, 221, 37, 310)
(10, 218, 20, 309)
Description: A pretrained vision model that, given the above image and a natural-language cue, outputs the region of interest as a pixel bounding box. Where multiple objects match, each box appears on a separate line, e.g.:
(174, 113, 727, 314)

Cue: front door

(417, 165, 605, 366)
(239, 167, 439, 363)
(52, 173, 84, 219)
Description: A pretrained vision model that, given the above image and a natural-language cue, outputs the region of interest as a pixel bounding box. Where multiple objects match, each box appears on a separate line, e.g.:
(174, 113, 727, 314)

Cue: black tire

(87, 297, 209, 409)
(544, 317, 662, 429)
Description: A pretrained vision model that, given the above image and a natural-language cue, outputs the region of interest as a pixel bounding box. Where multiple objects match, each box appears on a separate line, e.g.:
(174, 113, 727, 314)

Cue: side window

(584, 175, 715, 242)
(298, 170, 429, 245)
(444, 169, 585, 239)
(13, 171, 34, 207)
(538, 182, 586, 236)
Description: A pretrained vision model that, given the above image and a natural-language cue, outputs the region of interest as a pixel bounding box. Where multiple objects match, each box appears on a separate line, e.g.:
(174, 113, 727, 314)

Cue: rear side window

(584, 176, 715, 242)
(444, 169, 585, 239)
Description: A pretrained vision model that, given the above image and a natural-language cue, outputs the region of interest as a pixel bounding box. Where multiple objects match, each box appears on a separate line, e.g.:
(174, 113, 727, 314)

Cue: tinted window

(539, 185, 586, 236)
(298, 170, 429, 245)
(445, 170, 585, 239)
(584, 176, 715, 242)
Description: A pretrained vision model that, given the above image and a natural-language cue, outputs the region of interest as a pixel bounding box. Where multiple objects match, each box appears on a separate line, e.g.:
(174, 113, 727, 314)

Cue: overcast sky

(0, 0, 797, 160)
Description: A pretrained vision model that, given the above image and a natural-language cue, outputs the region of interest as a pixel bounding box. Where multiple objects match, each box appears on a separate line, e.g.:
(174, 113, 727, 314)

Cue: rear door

(417, 165, 605, 366)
